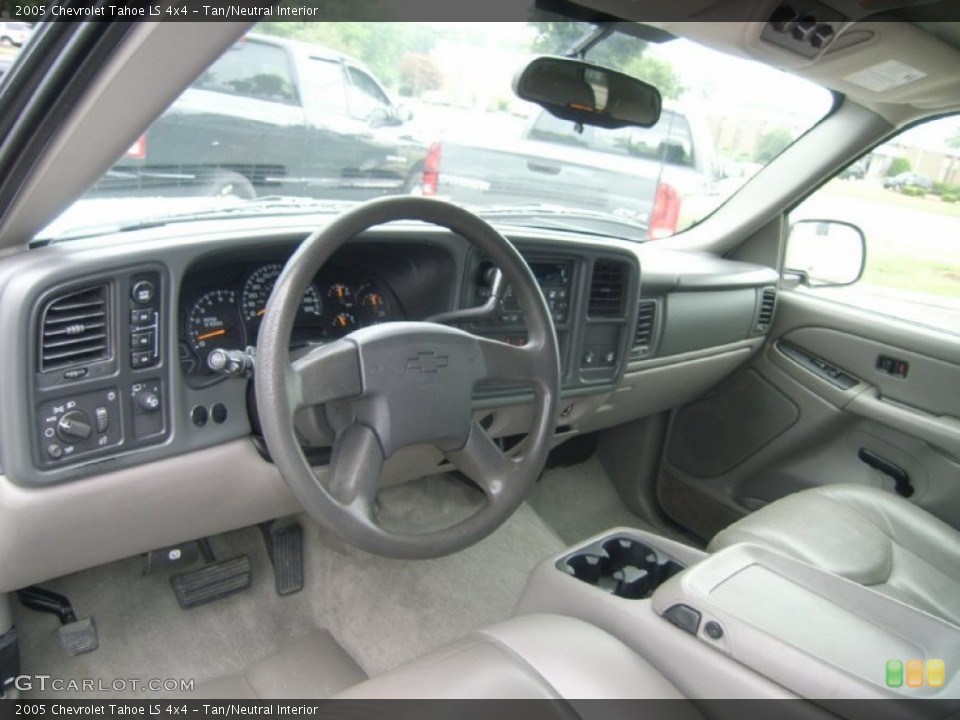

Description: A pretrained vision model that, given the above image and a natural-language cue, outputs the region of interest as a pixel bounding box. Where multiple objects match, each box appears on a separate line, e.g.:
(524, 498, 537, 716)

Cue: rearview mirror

(513, 56, 662, 130)
(785, 220, 866, 287)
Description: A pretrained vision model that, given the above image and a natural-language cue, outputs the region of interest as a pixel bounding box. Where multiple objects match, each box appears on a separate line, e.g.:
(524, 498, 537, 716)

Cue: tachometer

(187, 290, 245, 362)
(241, 263, 322, 325)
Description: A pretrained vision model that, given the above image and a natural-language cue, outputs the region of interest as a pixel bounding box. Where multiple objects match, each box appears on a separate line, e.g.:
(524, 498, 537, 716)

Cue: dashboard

(0, 216, 779, 497)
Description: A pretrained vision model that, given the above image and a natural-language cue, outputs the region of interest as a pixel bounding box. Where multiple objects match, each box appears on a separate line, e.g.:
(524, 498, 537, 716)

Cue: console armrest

(651, 543, 959, 699)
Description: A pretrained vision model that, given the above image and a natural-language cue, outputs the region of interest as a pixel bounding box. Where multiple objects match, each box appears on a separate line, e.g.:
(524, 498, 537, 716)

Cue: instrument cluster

(179, 261, 398, 375)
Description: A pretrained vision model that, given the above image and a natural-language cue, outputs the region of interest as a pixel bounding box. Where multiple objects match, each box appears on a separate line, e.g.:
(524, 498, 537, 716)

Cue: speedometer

(241, 263, 322, 324)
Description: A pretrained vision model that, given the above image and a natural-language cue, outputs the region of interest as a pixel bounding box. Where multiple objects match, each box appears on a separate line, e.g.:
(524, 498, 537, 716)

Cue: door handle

(857, 448, 914, 498)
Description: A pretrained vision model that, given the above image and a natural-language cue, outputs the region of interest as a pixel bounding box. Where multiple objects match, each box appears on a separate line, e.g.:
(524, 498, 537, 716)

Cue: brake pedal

(260, 522, 304, 596)
(16, 586, 99, 656)
(171, 556, 251, 609)
(57, 618, 99, 656)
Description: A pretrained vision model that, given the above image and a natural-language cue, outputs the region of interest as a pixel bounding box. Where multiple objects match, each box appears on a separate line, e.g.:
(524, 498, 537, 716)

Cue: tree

(755, 128, 793, 163)
(628, 55, 684, 100)
(886, 157, 911, 176)
(398, 53, 443, 97)
(948, 124, 960, 149)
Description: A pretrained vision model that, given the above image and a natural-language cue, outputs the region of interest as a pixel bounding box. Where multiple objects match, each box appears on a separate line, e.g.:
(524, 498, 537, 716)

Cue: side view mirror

(785, 219, 866, 287)
(369, 107, 408, 128)
(397, 104, 413, 123)
(513, 56, 661, 130)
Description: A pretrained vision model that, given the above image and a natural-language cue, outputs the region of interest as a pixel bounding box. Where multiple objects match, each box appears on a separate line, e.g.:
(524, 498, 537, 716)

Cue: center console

(517, 528, 960, 701)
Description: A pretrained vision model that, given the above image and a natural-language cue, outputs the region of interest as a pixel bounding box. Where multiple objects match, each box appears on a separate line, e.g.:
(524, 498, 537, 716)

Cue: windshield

(33, 20, 833, 242)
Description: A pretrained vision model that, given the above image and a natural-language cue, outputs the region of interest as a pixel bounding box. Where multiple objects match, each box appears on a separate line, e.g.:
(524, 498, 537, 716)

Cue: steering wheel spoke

(290, 339, 363, 410)
(329, 423, 384, 518)
(445, 419, 518, 500)
(476, 336, 540, 384)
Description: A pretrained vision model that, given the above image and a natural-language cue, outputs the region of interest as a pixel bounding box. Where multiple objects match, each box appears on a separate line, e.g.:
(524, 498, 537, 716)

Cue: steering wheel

(256, 196, 560, 559)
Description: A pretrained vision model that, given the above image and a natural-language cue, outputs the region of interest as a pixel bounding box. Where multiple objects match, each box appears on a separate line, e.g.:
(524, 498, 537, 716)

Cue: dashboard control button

(131, 309, 153, 325)
(95, 406, 109, 433)
(191, 405, 209, 427)
(47, 444, 63, 460)
(131, 351, 153, 369)
(131, 280, 155, 304)
(63, 368, 89, 380)
(131, 331, 154, 349)
(211, 403, 228, 424)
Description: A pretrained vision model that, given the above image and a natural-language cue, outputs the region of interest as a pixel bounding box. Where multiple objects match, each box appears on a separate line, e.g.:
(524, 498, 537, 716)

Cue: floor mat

(301, 474, 565, 676)
(12, 473, 565, 695)
(527, 455, 674, 545)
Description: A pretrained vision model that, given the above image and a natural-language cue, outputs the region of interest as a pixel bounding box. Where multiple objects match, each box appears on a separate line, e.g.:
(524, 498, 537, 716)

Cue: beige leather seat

(709, 484, 960, 626)
(337, 614, 687, 699)
(188, 614, 689, 700)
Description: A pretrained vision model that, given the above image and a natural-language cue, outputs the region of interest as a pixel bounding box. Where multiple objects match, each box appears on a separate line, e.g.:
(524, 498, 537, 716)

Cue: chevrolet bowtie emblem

(406, 351, 450, 373)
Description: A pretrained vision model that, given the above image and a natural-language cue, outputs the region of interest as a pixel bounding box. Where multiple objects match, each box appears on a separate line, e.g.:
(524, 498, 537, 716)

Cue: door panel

(658, 290, 960, 541)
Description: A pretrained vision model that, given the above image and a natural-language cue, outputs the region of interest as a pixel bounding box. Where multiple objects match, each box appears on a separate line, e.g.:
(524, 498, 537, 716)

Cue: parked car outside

(882, 171, 933, 191)
(96, 34, 427, 201)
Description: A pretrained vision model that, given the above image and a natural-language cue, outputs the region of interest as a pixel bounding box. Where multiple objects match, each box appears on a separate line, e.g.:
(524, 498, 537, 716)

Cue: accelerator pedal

(260, 522, 304, 596)
(171, 556, 251, 609)
(16, 586, 99, 656)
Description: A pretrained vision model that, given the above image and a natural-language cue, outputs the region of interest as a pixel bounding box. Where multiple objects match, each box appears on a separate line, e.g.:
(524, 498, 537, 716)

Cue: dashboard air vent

(631, 300, 658, 360)
(39, 284, 111, 372)
(588, 261, 626, 318)
(755, 287, 777, 334)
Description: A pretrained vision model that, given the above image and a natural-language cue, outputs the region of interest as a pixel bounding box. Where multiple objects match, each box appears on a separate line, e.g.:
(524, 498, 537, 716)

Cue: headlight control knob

(56, 410, 93, 442)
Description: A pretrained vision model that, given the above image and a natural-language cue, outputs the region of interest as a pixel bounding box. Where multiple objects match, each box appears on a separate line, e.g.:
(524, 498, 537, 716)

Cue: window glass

(303, 57, 348, 116)
(193, 39, 299, 105)
(345, 66, 390, 120)
(789, 116, 960, 336)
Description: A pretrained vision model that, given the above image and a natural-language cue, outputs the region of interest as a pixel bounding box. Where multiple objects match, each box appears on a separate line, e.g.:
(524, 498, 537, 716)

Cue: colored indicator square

(886, 659, 904, 687)
(906, 659, 924, 688)
(927, 660, 945, 688)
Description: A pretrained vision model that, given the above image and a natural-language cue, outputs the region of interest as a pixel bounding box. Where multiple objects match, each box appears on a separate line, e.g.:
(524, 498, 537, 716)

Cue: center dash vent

(754, 287, 777, 335)
(631, 300, 659, 360)
(39, 284, 111, 372)
(588, 261, 626, 318)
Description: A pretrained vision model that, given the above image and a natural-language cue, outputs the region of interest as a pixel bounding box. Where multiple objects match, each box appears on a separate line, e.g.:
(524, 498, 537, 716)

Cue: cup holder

(560, 535, 684, 600)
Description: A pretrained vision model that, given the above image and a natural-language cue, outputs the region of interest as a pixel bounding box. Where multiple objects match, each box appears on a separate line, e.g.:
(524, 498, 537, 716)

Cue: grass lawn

(828, 179, 960, 219)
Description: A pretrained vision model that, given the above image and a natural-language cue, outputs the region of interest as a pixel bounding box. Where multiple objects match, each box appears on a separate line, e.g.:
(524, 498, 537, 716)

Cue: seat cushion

(336, 614, 688, 700)
(709, 484, 960, 625)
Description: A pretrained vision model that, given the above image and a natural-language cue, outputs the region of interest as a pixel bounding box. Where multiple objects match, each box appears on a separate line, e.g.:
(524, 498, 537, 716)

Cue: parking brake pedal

(16, 587, 99, 656)
(260, 522, 304, 596)
(171, 556, 251, 609)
